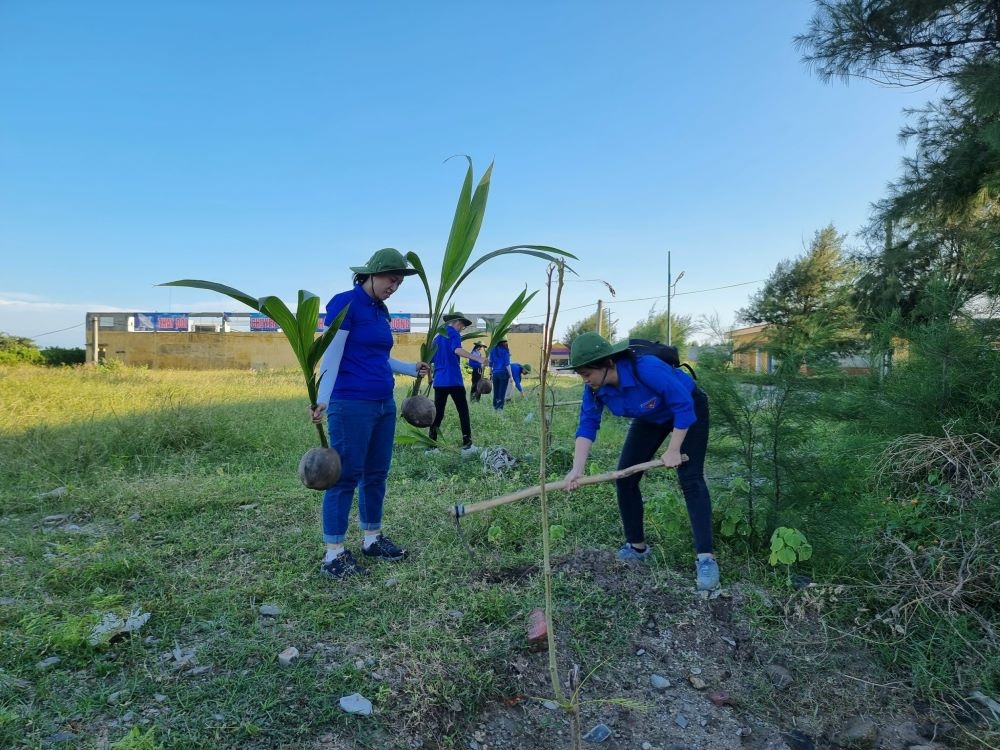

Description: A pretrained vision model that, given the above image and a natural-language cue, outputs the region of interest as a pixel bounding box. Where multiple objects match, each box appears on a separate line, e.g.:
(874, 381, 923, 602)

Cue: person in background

(506, 362, 526, 402)
(469, 342, 487, 402)
(427, 313, 483, 455)
(488, 339, 513, 411)
(561, 332, 720, 591)
(310, 248, 430, 580)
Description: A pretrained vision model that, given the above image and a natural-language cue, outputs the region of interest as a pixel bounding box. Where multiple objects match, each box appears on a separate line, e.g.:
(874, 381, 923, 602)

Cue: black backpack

(626, 338, 697, 380)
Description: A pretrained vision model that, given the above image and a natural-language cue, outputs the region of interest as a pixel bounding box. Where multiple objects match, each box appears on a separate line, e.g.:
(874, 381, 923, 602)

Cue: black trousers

(470, 368, 483, 401)
(616, 388, 713, 553)
(429, 385, 473, 448)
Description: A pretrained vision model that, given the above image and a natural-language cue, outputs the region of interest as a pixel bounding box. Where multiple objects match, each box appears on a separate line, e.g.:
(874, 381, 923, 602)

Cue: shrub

(0, 332, 43, 364)
(41, 346, 86, 366)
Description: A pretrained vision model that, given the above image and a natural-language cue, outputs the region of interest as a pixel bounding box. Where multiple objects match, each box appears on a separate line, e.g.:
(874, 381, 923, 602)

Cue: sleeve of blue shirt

(324, 290, 354, 330)
(317, 290, 355, 406)
(575, 385, 604, 442)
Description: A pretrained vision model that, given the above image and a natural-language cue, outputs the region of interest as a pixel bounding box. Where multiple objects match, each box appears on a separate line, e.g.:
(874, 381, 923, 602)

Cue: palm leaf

(444, 162, 492, 291)
(440, 157, 479, 294)
(258, 296, 299, 345)
(394, 424, 438, 448)
(487, 287, 539, 347)
(292, 291, 320, 370)
(159, 279, 261, 311)
(405, 251, 434, 320)
(453, 246, 577, 292)
(157, 278, 348, 448)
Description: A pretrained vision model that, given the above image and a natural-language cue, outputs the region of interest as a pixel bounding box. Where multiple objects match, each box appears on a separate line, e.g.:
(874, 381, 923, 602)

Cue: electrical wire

(27, 323, 84, 339)
(524, 279, 766, 317)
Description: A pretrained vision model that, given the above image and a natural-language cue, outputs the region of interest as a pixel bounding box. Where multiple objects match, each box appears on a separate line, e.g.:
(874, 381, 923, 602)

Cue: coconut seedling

(479, 292, 534, 360)
(398, 157, 576, 427)
(157, 280, 348, 490)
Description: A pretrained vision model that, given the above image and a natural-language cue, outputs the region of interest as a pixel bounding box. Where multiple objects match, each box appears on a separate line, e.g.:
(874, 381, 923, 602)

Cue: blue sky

(0, 2, 932, 349)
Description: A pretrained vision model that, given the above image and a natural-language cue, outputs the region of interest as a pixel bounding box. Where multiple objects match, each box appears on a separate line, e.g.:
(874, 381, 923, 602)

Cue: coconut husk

(401, 395, 436, 427)
(298, 446, 342, 490)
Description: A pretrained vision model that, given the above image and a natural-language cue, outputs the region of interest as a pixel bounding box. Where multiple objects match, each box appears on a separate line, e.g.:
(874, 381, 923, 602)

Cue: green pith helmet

(349, 248, 418, 276)
(567, 332, 630, 369)
(444, 312, 473, 326)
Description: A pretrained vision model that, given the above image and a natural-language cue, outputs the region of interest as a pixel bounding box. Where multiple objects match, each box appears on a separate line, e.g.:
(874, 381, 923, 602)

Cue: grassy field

(1, 364, 707, 749)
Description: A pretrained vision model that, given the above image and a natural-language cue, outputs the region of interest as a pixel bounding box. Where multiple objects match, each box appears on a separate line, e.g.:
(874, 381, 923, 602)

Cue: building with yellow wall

(729, 324, 775, 373)
(729, 323, 873, 375)
(84, 311, 544, 373)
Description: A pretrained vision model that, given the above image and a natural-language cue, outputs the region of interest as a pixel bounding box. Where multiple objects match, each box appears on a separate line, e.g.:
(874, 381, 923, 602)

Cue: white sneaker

(461, 445, 480, 457)
(424, 448, 440, 455)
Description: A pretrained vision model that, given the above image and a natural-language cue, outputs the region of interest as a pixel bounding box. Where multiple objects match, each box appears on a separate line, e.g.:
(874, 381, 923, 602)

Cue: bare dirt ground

(440, 549, 975, 750)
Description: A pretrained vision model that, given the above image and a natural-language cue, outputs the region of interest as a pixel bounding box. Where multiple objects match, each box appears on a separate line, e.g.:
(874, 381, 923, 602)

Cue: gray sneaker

(696, 557, 720, 590)
(617, 543, 652, 562)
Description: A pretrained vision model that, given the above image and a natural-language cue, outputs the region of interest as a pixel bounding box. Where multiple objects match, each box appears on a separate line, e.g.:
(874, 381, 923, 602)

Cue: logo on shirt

(641, 397, 658, 410)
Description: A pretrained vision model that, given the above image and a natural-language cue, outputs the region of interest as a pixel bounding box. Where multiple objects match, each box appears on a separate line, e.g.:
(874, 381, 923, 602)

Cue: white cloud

(0, 294, 118, 348)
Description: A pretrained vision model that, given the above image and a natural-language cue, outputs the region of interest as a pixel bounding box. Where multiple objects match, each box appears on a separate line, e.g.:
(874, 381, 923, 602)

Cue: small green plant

(716, 477, 753, 540)
(768, 526, 813, 582)
(487, 522, 504, 545)
(646, 486, 690, 564)
(110, 727, 164, 750)
(719, 506, 751, 539)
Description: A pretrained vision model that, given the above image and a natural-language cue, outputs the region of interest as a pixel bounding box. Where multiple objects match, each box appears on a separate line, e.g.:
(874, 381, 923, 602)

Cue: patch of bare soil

(456, 549, 949, 750)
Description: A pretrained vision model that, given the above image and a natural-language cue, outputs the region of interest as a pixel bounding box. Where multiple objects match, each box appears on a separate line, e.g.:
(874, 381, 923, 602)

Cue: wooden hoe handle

(449, 455, 687, 518)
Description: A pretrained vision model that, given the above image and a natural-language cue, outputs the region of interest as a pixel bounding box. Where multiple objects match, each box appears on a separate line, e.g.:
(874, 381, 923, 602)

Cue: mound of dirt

(455, 549, 941, 750)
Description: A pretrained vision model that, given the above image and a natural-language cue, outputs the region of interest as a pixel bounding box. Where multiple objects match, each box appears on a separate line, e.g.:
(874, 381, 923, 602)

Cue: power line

(29, 323, 84, 339)
(672, 278, 767, 296)
(524, 278, 766, 318)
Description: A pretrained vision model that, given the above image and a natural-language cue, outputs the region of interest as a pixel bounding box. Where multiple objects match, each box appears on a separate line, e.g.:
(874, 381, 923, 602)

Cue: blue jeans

(322, 398, 396, 543)
(616, 388, 713, 554)
(492, 372, 510, 410)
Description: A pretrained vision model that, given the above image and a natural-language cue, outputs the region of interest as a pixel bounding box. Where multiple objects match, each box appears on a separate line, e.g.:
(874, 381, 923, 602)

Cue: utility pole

(666, 253, 672, 345)
(596, 299, 604, 337)
(91, 314, 99, 365)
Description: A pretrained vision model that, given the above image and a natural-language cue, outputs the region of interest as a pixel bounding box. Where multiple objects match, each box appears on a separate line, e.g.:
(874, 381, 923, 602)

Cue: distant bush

(0, 333, 43, 365)
(41, 346, 86, 366)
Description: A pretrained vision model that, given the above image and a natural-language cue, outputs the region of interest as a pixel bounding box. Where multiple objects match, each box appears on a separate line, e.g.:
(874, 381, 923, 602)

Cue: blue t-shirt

(576, 355, 697, 442)
(489, 345, 511, 373)
(510, 363, 523, 391)
(430, 326, 465, 388)
(323, 284, 397, 401)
